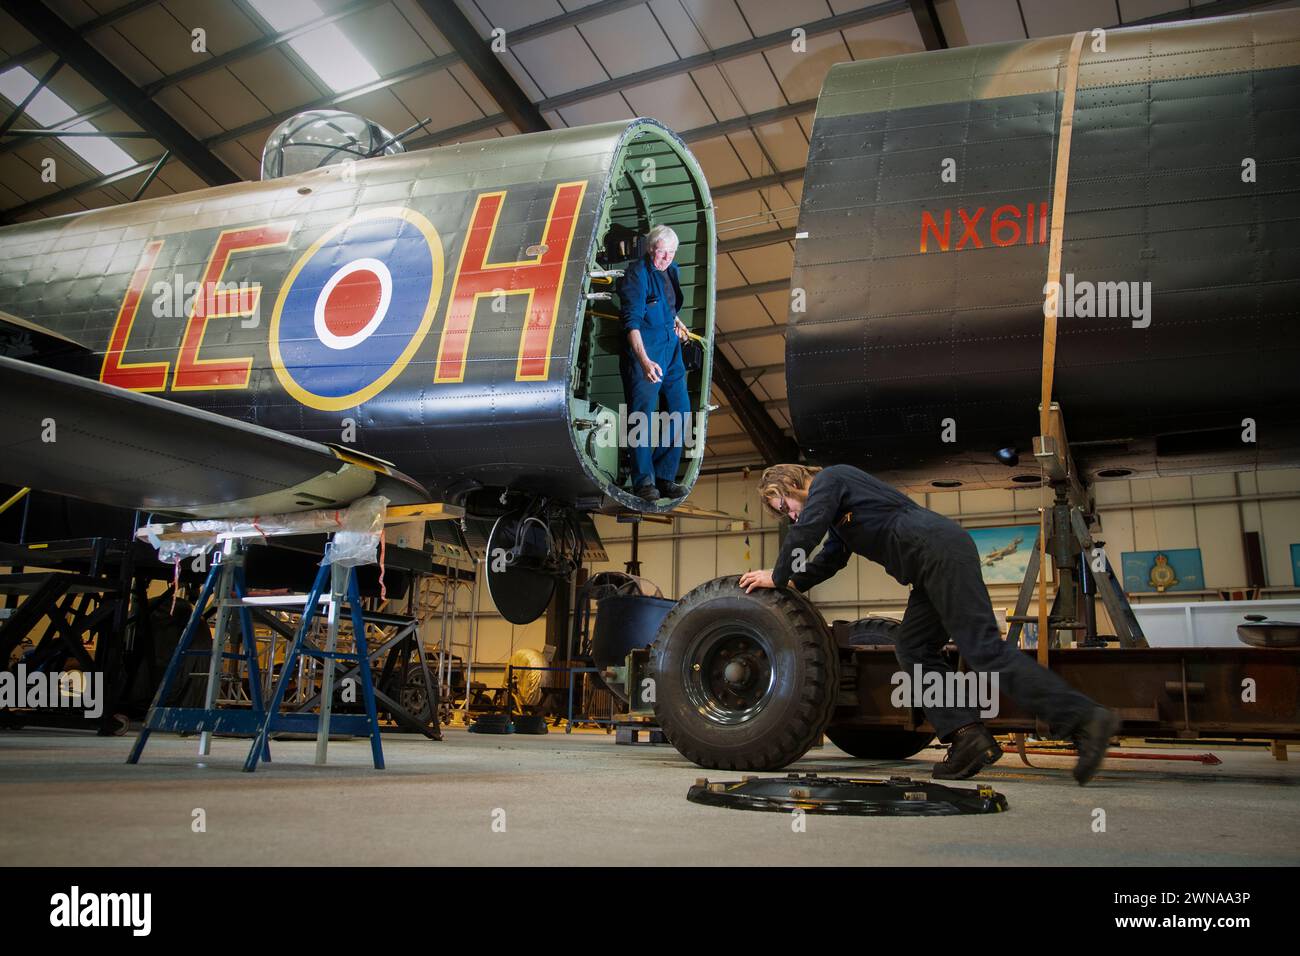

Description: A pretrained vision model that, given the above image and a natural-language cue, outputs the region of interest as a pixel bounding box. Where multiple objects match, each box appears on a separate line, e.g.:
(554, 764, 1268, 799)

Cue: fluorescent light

(0, 66, 136, 176)
(247, 0, 379, 93)
(0, 67, 75, 125)
(290, 24, 380, 92)
(250, 0, 319, 31)
(61, 121, 136, 175)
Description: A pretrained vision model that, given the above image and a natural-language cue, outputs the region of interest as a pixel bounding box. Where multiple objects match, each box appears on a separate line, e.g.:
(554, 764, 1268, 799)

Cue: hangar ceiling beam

(701, 453, 770, 472)
(0, 102, 116, 159)
(0, 55, 63, 137)
(507, 0, 650, 44)
(174, 0, 643, 151)
(0, 0, 241, 187)
(711, 353, 798, 465)
(1, 161, 153, 221)
(0, 0, 642, 162)
(717, 322, 787, 343)
(908, 0, 948, 51)
(171, 0, 388, 95)
(719, 279, 789, 302)
(207, 52, 461, 149)
(6, 0, 1268, 164)
(408, 96, 821, 155)
(736, 363, 785, 379)
(712, 167, 805, 199)
(534, 1, 910, 114)
(414, 0, 549, 134)
(0, 0, 160, 74)
(719, 227, 797, 255)
(680, 100, 818, 144)
(1126, 0, 1281, 26)
(0, 1, 390, 155)
(207, 0, 648, 144)
(0, 97, 512, 220)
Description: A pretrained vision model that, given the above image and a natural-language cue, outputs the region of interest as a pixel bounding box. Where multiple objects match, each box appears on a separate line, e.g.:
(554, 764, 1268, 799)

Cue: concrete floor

(1, 726, 1297, 866)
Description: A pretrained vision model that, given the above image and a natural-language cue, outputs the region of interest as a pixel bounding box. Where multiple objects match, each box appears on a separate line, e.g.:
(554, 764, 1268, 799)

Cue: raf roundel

(314, 257, 392, 350)
(270, 207, 443, 411)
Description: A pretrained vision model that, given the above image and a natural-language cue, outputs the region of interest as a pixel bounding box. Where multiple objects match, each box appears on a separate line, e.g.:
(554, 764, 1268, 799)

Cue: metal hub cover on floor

(687, 772, 1008, 816)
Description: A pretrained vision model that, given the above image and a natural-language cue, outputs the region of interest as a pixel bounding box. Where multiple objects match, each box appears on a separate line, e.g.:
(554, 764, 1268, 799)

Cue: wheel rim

(682, 620, 775, 725)
(401, 681, 429, 718)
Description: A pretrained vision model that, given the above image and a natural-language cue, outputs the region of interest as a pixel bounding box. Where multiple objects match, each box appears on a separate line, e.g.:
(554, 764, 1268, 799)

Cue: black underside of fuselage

(788, 60, 1300, 484)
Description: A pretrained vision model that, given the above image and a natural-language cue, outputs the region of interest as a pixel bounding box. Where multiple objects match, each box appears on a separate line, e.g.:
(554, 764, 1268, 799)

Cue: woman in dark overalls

(617, 225, 691, 502)
(739, 463, 1120, 784)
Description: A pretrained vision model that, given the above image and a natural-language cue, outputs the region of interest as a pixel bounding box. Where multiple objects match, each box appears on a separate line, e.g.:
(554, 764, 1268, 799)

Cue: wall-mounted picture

(968, 524, 1040, 585)
(1122, 548, 1204, 594)
(1291, 544, 1300, 587)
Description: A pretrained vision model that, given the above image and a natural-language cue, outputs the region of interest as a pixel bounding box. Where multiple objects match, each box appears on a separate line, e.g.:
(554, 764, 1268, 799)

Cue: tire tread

(651, 576, 838, 770)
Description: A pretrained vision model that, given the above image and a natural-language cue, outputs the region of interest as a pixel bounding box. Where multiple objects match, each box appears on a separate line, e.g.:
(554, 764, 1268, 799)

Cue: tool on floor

(687, 772, 1007, 816)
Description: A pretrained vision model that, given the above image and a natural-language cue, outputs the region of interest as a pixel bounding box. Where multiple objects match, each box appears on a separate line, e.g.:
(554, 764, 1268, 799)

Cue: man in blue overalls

(618, 224, 691, 502)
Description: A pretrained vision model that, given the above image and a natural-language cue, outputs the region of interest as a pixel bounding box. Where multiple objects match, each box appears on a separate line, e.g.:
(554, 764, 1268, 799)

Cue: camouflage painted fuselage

(0, 118, 716, 511)
(789, 10, 1300, 488)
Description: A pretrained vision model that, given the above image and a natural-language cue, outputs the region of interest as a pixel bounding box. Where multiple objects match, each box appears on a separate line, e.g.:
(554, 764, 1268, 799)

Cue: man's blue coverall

(617, 254, 690, 490)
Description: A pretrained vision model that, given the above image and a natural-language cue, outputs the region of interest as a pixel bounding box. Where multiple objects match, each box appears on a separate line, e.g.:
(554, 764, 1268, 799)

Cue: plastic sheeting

(142, 496, 390, 567)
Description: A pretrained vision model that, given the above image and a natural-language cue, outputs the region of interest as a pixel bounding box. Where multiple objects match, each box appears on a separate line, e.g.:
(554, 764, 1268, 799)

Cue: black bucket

(591, 593, 676, 669)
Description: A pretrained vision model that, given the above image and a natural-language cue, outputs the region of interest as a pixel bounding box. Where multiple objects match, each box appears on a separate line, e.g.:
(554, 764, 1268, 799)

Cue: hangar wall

(461, 467, 1300, 671)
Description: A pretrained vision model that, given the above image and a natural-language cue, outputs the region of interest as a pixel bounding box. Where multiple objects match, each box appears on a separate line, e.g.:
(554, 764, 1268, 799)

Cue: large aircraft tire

(829, 618, 935, 759)
(651, 576, 838, 771)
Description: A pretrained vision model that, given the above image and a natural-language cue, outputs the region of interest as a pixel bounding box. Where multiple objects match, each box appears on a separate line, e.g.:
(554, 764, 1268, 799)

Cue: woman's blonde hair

(757, 463, 822, 517)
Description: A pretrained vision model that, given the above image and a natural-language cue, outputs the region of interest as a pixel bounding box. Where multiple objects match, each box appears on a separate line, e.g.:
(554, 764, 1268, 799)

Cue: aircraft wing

(0, 355, 429, 519)
(1, 310, 90, 357)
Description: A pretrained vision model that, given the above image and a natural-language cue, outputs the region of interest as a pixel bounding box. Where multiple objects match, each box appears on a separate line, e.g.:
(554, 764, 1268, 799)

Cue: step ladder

(418, 563, 478, 724)
(127, 536, 384, 772)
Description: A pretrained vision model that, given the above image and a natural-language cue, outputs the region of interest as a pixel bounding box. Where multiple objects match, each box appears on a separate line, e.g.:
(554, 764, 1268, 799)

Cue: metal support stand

(295, 604, 438, 738)
(242, 555, 384, 770)
(626, 519, 641, 577)
(127, 536, 385, 772)
(128, 538, 269, 765)
(1006, 405, 1148, 650)
(0, 535, 164, 734)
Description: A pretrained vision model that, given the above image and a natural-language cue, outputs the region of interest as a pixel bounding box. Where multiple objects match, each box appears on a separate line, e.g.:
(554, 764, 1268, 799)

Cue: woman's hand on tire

(738, 569, 775, 592)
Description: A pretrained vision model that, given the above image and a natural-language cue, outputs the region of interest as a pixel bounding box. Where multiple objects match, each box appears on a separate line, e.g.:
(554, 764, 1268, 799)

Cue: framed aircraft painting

(969, 524, 1040, 585)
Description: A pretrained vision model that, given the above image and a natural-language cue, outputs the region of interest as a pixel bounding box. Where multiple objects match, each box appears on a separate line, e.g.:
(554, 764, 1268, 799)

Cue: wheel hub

(684, 624, 774, 725)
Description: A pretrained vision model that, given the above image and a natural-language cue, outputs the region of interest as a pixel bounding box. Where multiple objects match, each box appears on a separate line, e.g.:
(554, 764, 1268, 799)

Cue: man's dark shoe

(932, 723, 1002, 780)
(1071, 707, 1120, 785)
(633, 483, 661, 502)
(657, 479, 688, 499)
